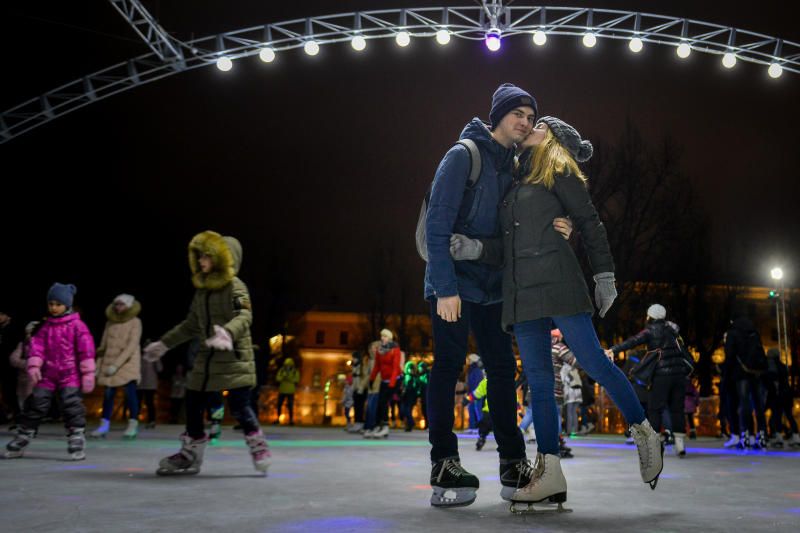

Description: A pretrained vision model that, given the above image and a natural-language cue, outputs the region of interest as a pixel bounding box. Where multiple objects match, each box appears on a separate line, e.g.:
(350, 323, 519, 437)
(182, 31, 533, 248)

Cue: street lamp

(771, 266, 789, 366)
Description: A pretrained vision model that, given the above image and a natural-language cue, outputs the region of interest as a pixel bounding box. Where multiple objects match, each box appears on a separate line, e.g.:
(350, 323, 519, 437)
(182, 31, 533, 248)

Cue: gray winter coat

(481, 172, 614, 331)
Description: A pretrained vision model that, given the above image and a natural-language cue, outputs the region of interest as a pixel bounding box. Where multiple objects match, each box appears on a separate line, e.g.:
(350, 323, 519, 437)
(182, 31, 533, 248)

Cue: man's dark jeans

(428, 299, 525, 463)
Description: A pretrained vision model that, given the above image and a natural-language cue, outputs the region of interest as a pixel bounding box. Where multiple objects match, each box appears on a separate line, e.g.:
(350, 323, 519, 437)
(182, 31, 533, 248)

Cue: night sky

(1, 1, 798, 340)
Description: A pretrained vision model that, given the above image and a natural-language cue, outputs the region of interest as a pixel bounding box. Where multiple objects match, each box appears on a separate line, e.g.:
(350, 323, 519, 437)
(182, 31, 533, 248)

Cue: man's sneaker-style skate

(244, 430, 271, 475)
(67, 428, 86, 461)
(157, 433, 208, 476)
(5, 427, 35, 458)
(90, 418, 110, 439)
(123, 419, 139, 440)
(630, 419, 664, 490)
(430, 459, 479, 507)
(500, 458, 536, 501)
(510, 453, 571, 514)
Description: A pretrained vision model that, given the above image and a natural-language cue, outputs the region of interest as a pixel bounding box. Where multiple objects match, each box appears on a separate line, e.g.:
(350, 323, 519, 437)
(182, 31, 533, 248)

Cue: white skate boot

(723, 433, 740, 448)
(524, 426, 537, 443)
(123, 419, 139, 440)
(630, 419, 664, 490)
(510, 453, 571, 514)
(374, 425, 390, 439)
(790, 433, 800, 447)
(67, 428, 86, 461)
(674, 432, 686, 457)
(90, 418, 110, 439)
(362, 427, 375, 439)
(244, 430, 271, 475)
(156, 433, 208, 475)
(347, 422, 363, 434)
(5, 427, 35, 458)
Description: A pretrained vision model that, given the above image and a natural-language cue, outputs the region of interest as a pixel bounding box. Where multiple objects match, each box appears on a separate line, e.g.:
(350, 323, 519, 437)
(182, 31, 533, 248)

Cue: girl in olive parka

(143, 230, 270, 475)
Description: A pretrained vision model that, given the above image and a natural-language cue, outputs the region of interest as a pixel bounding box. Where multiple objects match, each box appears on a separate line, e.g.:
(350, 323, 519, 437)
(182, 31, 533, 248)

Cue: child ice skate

(5, 283, 96, 460)
(143, 231, 270, 475)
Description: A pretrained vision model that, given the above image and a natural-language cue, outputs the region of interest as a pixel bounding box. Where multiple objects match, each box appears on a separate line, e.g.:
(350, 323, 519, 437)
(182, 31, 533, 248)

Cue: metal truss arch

(2, 3, 798, 144)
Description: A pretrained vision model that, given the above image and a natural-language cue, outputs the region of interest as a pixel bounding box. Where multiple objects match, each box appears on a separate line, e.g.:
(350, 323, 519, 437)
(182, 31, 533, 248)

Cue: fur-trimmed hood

(188, 231, 243, 290)
(105, 300, 141, 323)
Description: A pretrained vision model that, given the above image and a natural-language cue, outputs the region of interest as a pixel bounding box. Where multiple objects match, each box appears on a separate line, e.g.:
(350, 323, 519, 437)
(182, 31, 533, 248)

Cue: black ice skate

(475, 436, 486, 451)
(5, 427, 35, 458)
(430, 458, 479, 507)
(500, 458, 539, 501)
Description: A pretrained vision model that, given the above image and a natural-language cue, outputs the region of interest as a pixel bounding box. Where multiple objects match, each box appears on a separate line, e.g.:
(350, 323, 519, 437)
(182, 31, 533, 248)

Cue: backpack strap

(456, 138, 482, 188)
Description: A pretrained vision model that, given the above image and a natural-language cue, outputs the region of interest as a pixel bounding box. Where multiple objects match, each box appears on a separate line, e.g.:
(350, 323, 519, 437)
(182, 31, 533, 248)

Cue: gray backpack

(415, 139, 482, 262)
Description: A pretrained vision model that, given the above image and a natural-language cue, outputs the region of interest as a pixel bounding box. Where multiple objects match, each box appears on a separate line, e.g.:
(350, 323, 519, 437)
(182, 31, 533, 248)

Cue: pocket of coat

(515, 247, 562, 287)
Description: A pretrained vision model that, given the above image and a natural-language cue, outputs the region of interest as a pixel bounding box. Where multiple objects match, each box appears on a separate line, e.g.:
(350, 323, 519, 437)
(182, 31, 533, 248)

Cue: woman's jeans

(102, 380, 139, 420)
(514, 313, 645, 455)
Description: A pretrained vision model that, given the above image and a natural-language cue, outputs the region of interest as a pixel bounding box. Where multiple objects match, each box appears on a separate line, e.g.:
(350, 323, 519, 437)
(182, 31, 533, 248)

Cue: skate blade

(4, 451, 24, 459)
(156, 468, 200, 476)
(70, 452, 86, 461)
(430, 487, 477, 508)
(510, 502, 572, 515)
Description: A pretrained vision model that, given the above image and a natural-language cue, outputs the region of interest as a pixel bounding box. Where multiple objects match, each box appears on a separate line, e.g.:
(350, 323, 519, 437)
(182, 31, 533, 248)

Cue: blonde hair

(521, 129, 586, 189)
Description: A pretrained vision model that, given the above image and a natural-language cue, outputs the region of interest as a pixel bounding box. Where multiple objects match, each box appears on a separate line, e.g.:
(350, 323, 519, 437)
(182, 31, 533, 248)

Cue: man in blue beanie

(423, 83, 571, 508)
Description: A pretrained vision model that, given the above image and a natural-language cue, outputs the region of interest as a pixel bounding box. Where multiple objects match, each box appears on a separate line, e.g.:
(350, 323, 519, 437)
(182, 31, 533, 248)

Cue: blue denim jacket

(424, 118, 515, 304)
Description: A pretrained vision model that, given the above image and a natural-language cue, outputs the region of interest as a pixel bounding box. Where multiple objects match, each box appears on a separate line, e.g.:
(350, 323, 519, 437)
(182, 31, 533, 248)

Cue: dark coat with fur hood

(160, 231, 255, 391)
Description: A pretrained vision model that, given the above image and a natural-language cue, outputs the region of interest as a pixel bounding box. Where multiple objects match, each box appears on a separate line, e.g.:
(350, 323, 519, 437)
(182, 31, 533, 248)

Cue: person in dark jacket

(764, 348, 800, 447)
(423, 83, 573, 508)
(724, 314, 768, 449)
(0, 311, 24, 424)
(453, 116, 664, 504)
(610, 304, 690, 456)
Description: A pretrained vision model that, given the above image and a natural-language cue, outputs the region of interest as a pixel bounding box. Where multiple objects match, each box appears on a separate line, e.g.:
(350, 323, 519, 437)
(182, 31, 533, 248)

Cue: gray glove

(449, 234, 483, 261)
(143, 341, 168, 362)
(593, 272, 617, 318)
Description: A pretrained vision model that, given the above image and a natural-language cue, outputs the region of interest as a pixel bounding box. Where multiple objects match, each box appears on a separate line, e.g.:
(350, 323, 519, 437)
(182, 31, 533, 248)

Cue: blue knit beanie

(47, 283, 77, 308)
(489, 83, 538, 131)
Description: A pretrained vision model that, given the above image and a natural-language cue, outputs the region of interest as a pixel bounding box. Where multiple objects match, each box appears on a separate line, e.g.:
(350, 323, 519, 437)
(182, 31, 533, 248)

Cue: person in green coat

(143, 230, 271, 476)
(274, 358, 300, 425)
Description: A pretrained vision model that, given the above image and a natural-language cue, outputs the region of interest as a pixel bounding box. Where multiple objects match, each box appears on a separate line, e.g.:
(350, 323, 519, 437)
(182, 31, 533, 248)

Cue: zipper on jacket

(511, 184, 521, 319)
(202, 291, 213, 392)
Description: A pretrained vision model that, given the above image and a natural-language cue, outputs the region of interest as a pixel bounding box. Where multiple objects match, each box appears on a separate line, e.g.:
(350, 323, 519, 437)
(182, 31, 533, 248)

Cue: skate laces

(245, 433, 270, 457)
(515, 459, 538, 485)
(631, 424, 653, 469)
(438, 459, 465, 482)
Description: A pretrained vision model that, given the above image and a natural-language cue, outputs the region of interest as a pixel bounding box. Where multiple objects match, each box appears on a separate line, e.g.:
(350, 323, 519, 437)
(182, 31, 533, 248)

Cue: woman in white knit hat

(90, 294, 142, 439)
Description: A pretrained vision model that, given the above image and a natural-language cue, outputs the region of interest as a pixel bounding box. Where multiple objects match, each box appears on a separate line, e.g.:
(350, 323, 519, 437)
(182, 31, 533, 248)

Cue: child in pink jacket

(5, 283, 96, 460)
